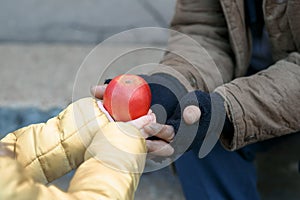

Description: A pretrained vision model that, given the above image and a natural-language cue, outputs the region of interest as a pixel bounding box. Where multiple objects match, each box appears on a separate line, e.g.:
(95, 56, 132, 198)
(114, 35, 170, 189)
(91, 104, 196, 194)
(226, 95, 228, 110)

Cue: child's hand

(127, 110, 174, 157)
(91, 85, 107, 100)
(92, 85, 175, 157)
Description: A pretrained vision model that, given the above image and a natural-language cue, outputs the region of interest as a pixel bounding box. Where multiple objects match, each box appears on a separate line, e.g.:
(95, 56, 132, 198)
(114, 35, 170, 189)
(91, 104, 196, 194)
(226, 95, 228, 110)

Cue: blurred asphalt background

(0, 0, 299, 199)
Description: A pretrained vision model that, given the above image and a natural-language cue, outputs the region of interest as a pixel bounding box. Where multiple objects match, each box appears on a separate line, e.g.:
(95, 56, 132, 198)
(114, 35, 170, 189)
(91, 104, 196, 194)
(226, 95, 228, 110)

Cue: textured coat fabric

(159, 0, 300, 150)
(0, 98, 146, 200)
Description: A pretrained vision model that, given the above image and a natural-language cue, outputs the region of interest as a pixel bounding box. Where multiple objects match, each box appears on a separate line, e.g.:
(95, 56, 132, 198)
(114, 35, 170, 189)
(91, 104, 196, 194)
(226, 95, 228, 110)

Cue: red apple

(103, 74, 152, 122)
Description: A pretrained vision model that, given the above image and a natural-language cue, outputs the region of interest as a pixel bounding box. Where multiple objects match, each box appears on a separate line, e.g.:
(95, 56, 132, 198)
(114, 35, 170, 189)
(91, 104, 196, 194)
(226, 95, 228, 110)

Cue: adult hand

(167, 90, 229, 153)
(91, 85, 175, 157)
(92, 73, 188, 122)
(91, 84, 201, 125)
(141, 73, 187, 121)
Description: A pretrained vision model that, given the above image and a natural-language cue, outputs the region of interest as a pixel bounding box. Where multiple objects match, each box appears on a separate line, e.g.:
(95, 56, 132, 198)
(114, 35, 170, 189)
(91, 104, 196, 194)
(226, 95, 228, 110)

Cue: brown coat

(160, 0, 300, 150)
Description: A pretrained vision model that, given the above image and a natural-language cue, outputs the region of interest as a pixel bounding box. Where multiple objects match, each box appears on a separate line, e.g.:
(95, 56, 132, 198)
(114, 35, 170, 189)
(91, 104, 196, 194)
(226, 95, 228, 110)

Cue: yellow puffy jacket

(0, 98, 146, 200)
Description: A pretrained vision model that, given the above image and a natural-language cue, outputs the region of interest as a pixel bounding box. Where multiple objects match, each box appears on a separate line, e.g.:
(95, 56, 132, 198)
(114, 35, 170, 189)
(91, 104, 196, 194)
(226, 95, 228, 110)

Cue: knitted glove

(140, 73, 187, 123)
(167, 90, 233, 154)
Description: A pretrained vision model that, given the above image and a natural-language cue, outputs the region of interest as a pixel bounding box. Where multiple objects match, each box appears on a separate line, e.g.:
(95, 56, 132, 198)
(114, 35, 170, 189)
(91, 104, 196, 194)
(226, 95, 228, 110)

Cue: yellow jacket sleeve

(0, 98, 146, 200)
(1, 97, 109, 184)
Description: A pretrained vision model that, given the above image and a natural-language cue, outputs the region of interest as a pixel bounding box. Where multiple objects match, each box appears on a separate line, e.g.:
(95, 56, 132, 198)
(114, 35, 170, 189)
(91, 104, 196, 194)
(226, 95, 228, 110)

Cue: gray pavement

(0, 0, 176, 44)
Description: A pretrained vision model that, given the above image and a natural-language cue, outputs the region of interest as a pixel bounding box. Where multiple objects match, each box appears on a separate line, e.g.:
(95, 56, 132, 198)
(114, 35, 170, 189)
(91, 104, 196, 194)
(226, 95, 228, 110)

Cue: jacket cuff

(97, 100, 115, 122)
(214, 86, 247, 151)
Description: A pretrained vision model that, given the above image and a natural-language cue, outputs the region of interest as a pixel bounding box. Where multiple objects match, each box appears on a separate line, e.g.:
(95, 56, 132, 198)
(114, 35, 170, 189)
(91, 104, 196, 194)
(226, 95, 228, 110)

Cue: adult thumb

(183, 105, 201, 125)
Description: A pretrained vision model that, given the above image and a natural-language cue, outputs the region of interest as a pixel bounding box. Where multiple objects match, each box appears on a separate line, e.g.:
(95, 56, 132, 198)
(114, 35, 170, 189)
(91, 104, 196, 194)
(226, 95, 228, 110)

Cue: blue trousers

(175, 142, 261, 200)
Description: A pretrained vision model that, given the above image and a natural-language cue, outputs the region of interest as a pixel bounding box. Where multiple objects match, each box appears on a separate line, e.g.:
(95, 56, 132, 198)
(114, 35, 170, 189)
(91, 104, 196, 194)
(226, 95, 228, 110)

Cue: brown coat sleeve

(216, 52, 300, 150)
(159, 0, 235, 92)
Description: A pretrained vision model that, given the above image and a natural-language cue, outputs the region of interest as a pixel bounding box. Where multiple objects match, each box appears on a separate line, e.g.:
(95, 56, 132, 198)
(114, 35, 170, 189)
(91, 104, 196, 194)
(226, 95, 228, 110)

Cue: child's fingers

(146, 140, 174, 156)
(128, 113, 156, 130)
(90, 85, 107, 99)
(144, 123, 175, 143)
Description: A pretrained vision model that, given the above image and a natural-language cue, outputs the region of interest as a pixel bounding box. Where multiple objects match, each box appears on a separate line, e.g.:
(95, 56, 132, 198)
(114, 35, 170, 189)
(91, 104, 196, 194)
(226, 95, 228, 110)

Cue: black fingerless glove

(167, 90, 233, 153)
(140, 73, 188, 123)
